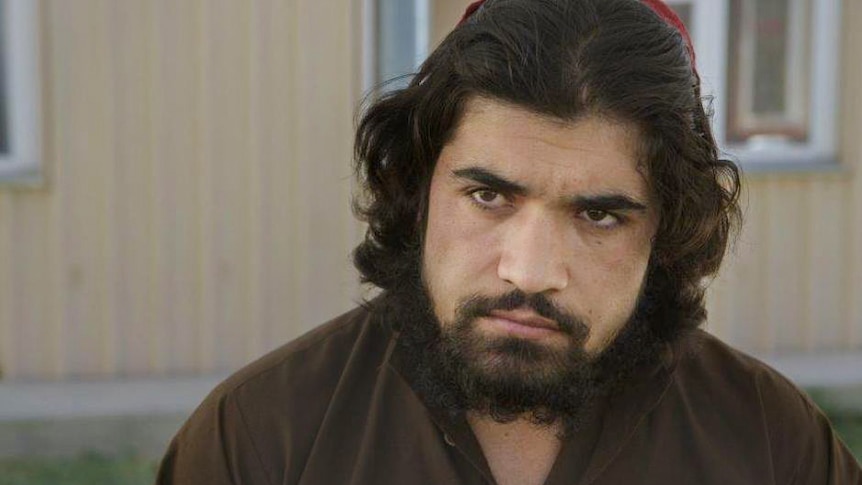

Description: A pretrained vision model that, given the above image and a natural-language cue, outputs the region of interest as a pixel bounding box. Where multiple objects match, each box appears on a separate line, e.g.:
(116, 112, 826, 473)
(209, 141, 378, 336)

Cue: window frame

(666, 0, 843, 169)
(0, 0, 43, 186)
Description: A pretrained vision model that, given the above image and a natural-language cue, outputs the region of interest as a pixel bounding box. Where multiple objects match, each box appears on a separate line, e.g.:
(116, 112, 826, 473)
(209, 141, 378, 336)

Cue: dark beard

(374, 259, 686, 437)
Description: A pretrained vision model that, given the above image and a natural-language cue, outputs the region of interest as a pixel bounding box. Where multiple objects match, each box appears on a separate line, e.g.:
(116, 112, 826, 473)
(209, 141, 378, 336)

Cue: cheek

(425, 226, 499, 281)
(581, 231, 652, 289)
(422, 191, 500, 318)
(424, 181, 501, 266)
(576, 232, 654, 352)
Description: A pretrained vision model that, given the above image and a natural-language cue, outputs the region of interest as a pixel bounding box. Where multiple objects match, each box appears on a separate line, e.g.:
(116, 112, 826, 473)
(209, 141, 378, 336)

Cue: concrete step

(0, 375, 224, 459)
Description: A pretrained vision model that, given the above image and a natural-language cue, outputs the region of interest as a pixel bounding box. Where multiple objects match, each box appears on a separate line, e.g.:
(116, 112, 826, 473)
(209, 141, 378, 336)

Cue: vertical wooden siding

(705, 175, 860, 354)
(0, 0, 860, 381)
(0, 0, 365, 380)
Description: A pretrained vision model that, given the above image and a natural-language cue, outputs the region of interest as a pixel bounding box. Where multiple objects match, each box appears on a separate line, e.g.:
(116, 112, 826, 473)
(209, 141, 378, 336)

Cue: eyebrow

(451, 167, 528, 197)
(451, 166, 648, 212)
(571, 194, 648, 212)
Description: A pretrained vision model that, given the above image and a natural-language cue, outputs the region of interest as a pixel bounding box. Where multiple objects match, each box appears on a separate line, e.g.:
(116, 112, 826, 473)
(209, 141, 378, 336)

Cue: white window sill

(738, 159, 847, 176)
(0, 166, 44, 188)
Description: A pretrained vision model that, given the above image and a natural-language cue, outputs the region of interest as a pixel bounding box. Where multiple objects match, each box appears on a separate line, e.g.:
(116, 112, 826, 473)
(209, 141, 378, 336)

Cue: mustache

(454, 290, 589, 338)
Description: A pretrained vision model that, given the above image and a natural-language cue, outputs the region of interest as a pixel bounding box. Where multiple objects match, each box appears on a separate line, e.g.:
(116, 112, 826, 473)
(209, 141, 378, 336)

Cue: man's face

(421, 97, 659, 384)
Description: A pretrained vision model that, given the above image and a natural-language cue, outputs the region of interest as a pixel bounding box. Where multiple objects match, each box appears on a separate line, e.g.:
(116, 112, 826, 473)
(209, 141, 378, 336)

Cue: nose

(496, 209, 570, 294)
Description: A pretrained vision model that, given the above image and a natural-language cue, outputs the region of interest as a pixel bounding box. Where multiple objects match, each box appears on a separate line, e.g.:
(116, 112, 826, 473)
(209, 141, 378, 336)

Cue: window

(366, 0, 430, 92)
(667, 0, 842, 168)
(0, 0, 42, 185)
(727, 0, 811, 143)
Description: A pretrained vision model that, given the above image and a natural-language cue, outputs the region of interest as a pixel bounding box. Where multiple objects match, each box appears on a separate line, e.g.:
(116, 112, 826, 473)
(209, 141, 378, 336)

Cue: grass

(0, 453, 158, 485)
(807, 389, 862, 463)
(830, 415, 862, 460)
(809, 388, 862, 462)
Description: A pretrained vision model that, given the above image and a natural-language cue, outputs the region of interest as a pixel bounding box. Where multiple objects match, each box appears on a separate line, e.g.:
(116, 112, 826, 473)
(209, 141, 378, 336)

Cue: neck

(467, 412, 564, 485)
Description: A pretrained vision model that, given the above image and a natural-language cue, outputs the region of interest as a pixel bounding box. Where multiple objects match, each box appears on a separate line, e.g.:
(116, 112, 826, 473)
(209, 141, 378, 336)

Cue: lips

(487, 309, 559, 332)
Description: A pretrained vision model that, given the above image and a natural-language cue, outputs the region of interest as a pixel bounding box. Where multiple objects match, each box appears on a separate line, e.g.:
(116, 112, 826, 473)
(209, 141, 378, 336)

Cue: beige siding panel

(294, 0, 361, 331)
(151, 0, 206, 373)
(6, 195, 56, 378)
(843, 171, 862, 349)
(246, 1, 264, 363)
(108, 0, 157, 376)
(0, 195, 11, 377)
(762, 179, 809, 352)
(851, 164, 862, 347)
(806, 180, 848, 351)
(249, 0, 302, 353)
(714, 175, 857, 353)
(845, 0, 862, 349)
(43, 0, 64, 380)
(50, 0, 117, 378)
(194, 0, 216, 373)
(200, 0, 255, 371)
(719, 180, 770, 351)
(851, 156, 862, 348)
(150, 0, 204, 375)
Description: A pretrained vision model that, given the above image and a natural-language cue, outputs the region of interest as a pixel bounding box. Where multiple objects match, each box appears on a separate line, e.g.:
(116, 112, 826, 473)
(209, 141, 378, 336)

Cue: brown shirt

(156, 305, 862, 485)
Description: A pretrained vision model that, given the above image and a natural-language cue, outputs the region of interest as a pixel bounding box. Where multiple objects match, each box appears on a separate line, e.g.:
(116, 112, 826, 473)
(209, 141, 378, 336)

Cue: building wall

(0, 0, 366, 380)
(0, 0, 859, 381)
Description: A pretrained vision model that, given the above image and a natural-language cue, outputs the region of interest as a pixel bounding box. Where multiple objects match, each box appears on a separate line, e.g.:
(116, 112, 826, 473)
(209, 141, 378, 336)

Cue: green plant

(0, 452, 157, 485)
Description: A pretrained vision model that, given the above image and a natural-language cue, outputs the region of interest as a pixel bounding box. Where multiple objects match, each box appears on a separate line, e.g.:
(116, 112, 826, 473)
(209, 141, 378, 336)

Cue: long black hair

(353, 0, 742, 337)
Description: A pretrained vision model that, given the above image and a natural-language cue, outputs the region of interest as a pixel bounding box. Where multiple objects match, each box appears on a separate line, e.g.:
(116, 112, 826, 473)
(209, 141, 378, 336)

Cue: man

(157, 0, 862, 484)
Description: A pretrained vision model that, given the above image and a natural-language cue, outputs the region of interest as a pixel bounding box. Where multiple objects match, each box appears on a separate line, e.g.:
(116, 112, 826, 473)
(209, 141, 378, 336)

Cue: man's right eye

(468, 189, 508, 210)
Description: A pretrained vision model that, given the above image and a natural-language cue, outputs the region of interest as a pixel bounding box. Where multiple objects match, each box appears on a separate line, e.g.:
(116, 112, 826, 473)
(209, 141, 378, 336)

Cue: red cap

(639, 0, 696, 68)
(459, 0, 487, 25)
(457, 0, 696, 71)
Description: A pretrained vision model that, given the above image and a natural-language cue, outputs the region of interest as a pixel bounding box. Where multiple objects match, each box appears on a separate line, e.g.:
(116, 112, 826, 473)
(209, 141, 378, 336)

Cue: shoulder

(671, 330, 822, 429)
(210, 303, 381, 400)
(669, 330, 860, 483)
(673, 330, 808, 402)
(158, 304, 392, 485)
(201, 302, 392, 431)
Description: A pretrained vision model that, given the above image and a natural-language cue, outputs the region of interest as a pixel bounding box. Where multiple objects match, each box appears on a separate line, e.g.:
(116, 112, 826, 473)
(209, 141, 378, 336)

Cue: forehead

(439, 97, 648, 199)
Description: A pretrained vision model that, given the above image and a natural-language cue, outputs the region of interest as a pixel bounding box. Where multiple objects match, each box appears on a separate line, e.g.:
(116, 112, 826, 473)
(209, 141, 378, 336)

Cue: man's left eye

(580, 209, 620, 228)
